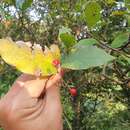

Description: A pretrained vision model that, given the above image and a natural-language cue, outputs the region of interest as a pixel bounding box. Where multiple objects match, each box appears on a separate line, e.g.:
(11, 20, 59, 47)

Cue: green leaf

(123, 56, 130, 64)
(126, 15, 130, 26)
(3, 0, 15, 5)
(61, 42, 114, 70)
(16, 0, 33, 10)
(105, 0, 116, 5)
(111, 33, 129, 48)
(125, 0, 130, 10)
(22, 0, 33, 10)
(78, 38, 98, 46)
(59, 26, 72, 35)
(84, 2, 102, 27)
(60, 33, 77, 48)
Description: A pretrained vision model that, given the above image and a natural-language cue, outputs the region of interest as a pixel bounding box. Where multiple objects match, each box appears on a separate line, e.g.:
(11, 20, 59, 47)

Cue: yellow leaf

(0, 38, 61, 77)
(112, 11, 125, 16)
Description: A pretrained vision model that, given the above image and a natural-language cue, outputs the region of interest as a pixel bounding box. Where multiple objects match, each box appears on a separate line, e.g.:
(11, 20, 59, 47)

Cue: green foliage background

(0, 0, 130, 130)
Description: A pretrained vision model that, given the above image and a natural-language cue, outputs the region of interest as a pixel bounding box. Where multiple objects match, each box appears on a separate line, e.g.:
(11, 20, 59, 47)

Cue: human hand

(0, 72, 63, 130)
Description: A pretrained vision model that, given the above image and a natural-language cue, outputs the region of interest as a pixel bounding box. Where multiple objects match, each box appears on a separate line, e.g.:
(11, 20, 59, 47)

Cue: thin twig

(102, 74, 124, 85)
(63, 112, 72, 130)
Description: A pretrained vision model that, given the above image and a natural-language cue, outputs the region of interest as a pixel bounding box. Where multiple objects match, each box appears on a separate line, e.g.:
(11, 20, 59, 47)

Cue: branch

(101, 74, 124, 85)
(87, 31, 130, 58)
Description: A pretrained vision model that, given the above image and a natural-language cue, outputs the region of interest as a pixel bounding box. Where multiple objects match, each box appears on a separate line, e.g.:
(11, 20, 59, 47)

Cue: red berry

(69, 88, 77, 97)
(52, 59, 60, 67)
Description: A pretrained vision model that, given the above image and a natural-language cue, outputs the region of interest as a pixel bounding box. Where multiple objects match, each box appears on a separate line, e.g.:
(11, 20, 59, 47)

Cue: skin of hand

(0, 72, 63, 130)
